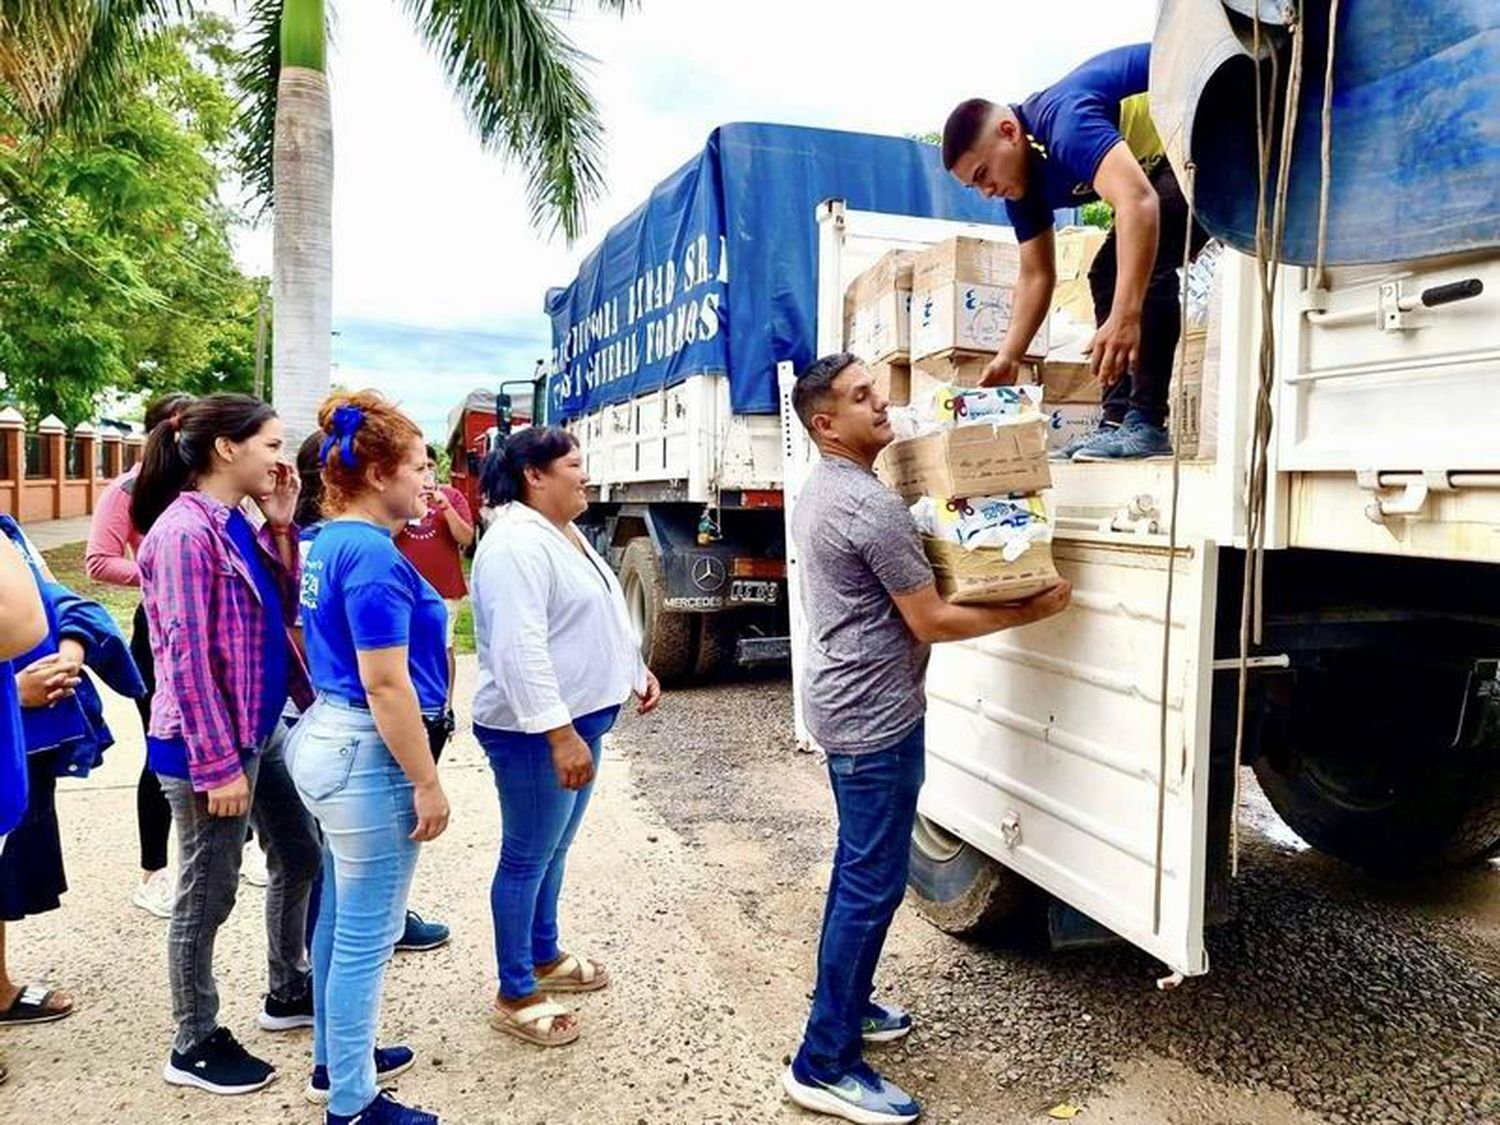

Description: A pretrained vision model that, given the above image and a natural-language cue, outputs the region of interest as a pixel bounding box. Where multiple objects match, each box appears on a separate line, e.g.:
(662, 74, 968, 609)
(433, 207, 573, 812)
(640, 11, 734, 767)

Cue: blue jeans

(287, 697, 421, 1116)
(476, 707, 618, 1001)
(796, 719, 926, 1081)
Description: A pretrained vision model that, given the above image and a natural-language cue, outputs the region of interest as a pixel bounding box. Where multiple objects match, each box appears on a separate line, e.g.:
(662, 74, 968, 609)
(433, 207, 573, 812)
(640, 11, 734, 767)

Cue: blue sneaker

(1049, 421, 1118, 462)
(782, 1057, 921, 1123)
(394, 911, 449, 953)
(325, 1090, 437, 1125)
(862, 1002, 913, 1044)
(306, 1045, 416, 1105)
(1072, 411, 1173, 461)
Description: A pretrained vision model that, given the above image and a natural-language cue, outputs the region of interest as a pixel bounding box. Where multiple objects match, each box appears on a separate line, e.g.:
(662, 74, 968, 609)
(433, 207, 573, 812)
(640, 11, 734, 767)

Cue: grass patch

(453, 597, 475, 655)
(42, 541, 138, 632)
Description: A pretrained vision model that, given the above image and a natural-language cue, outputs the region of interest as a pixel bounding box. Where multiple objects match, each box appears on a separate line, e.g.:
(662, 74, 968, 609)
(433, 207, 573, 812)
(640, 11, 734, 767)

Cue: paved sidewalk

(18, 515, 93, 551)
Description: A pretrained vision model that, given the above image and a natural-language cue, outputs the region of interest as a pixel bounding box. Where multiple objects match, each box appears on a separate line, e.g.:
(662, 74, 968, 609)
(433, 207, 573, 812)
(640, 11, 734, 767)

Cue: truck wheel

(619, 538, 697, 684)
(693, 615, 729, 682)
(1251, 655, 1500, 872)
(906, 814, 1033, 936)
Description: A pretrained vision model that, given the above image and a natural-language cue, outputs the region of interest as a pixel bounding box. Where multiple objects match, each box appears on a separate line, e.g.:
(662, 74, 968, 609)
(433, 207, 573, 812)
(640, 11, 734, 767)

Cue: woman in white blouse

(470, 427, 661, 1047)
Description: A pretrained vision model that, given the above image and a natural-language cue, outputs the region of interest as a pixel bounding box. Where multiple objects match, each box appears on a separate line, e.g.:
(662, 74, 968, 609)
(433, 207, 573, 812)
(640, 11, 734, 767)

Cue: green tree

(0, 15, 264, 423)
(1079, 200, 1113, 230)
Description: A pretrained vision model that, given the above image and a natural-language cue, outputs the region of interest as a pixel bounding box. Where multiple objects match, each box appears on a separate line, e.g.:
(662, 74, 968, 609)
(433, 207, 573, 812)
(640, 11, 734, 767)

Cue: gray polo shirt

(792, 455, 935, 754)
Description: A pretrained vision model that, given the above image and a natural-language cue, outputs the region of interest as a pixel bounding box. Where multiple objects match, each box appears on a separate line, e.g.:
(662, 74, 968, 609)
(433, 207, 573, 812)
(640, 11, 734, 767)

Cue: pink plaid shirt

(138, 492, 311, 791)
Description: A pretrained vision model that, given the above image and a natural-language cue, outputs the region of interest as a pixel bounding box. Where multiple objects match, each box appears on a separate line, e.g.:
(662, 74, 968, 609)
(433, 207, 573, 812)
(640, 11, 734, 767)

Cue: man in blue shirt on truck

(942, 43, 1209, 461)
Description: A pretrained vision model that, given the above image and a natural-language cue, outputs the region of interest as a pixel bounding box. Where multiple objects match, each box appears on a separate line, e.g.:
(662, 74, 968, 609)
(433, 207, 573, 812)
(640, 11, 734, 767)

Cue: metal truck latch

(1356, 469, 1455, 524)
(999, 812, 1022, 850)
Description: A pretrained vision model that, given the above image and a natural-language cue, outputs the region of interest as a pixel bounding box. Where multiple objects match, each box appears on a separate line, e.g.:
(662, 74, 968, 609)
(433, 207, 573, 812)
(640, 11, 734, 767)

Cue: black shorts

(0, 749, 67, 921)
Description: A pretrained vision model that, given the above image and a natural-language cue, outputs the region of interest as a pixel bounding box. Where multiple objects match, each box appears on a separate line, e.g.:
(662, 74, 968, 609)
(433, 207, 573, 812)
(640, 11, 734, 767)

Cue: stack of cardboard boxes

(843, 249, 916, 405)
(875, 408, 1059, 604)
(909, 237, 1048, 409)
(842, 232, 1112, 453)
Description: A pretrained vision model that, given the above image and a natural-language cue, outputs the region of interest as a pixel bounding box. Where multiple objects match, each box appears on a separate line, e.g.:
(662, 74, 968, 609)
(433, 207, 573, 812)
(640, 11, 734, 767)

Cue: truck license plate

(730, 580, 779, 606)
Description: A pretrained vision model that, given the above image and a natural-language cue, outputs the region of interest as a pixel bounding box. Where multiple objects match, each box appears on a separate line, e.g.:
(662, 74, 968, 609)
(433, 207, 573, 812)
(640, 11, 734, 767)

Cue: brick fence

(0, 407, 147, 522)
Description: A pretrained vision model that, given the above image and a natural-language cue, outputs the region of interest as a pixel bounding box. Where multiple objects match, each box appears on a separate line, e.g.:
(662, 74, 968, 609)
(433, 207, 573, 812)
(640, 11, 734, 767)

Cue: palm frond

(232, 0, 282, 217)
(405, 0, 635, 243)
(0, 1, 191, 133)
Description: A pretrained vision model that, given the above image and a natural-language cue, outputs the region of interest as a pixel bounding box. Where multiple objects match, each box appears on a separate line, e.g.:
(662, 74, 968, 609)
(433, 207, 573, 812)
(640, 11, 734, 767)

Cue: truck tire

(906, 814, 1033, 936)
(693, 615, 730, 682)
(1251, 655, 1500, 873)
(619, 538, 697, 684)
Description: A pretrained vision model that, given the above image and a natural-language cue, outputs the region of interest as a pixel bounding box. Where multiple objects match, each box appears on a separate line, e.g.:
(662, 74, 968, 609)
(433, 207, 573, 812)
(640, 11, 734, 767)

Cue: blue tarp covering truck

(541, 123, 1013, 681)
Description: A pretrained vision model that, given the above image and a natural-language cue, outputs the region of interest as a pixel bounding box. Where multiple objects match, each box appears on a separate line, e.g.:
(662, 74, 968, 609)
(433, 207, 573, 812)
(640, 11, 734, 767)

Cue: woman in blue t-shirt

(289, 391, 450, 1125)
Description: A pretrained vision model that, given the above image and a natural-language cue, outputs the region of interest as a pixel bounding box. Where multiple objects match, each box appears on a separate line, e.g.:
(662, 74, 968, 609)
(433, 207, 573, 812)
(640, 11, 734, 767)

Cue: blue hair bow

(320, 404, 364, 468)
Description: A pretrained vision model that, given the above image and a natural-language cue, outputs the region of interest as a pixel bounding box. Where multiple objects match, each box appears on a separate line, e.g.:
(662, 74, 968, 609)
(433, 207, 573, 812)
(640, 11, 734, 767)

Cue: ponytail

(481, 426, 578, 508)
(131, 393, 277, 535)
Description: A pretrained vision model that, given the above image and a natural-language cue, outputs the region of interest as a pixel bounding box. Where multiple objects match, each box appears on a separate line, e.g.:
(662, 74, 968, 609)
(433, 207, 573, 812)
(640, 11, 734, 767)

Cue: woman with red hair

(289, 391, 450, 1125)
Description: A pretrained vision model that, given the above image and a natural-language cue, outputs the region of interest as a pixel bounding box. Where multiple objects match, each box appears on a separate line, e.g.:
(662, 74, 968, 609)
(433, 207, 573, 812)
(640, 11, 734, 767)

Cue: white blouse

(471, 501, 648, 733)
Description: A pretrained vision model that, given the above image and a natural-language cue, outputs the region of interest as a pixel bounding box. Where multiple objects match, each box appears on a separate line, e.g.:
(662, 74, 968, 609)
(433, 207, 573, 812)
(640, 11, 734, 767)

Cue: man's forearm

(999, 269, 1055, 363)
(928, 600, 1044, 643)
(443, 506, 475, 546)
(1108, 196, 1159, 323)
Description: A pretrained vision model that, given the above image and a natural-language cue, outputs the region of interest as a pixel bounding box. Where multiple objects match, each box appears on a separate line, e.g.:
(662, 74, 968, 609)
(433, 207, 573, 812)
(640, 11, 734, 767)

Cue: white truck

(781, 1, 1500, 977)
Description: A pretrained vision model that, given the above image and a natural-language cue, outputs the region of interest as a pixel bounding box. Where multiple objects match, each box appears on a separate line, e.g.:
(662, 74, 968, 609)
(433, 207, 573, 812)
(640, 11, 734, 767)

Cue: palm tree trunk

(271, 0, 330, 445)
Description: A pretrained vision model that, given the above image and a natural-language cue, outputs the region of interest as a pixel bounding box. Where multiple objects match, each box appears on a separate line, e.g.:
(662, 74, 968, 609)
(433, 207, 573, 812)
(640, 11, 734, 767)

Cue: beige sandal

(535, 952, 609, 994)
(489, 997, 580, 1047)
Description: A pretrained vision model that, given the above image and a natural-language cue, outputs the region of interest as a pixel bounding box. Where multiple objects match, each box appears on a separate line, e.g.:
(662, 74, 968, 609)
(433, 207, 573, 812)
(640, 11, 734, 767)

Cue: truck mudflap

(919, 535, 1220, 977)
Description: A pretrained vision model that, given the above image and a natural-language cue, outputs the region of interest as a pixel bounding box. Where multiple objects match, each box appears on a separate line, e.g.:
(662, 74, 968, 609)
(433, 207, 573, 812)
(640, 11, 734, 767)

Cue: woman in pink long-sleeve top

(85, 393, 193, 918)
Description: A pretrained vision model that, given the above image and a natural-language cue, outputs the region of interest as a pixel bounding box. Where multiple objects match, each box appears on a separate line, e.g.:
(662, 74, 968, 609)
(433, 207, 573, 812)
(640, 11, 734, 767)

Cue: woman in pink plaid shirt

(134, 394, 322, 1097)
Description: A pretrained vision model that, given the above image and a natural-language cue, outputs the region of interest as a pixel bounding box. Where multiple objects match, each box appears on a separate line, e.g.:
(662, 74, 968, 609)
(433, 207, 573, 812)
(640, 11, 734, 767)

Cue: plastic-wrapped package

(929, 383, 1044, 425)
(910, 493, 1053, 561)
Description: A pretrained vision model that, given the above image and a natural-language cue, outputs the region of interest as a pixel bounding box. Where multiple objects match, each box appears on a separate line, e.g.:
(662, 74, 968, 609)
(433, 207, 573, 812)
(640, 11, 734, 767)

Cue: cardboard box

(1044, 403, 1106, 452)
(868, 359, 910, 406)
(1169, 329, 1207, 458)
(924, 536, 1060, 605)
(846, 250, 916, 362)
(910, 351, 1043, 413)
(1033, 360, 1103, 405)
(877, 417, 1051, 500)
(911, 238, 1049, 360)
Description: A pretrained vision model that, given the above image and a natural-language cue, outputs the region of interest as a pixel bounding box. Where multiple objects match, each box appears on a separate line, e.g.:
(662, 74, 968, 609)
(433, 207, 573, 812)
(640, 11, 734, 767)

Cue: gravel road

(2, 664, 1497, 1124)
(624, 677, 1500, 1125)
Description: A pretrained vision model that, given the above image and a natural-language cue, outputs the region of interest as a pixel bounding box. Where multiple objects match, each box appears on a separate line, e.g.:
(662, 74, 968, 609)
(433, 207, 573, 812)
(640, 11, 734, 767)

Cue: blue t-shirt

(0, 658, 27, 835)
(300, 520, 449, 713)
(1005, 43, 1167, 243)
(226, 510, 289, 742)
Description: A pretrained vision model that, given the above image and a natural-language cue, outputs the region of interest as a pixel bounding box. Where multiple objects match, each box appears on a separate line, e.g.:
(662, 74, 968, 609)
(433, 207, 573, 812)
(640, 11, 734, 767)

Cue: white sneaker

(132, 868, 175, 919)
(241, 841, 269, 887)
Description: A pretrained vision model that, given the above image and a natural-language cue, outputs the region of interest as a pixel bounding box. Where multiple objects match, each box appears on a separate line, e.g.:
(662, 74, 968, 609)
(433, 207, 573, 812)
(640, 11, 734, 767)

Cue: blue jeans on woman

(476, 706, 619, 1001)
(287, 696, 421, 1117)
(796, 719, 926, 1082)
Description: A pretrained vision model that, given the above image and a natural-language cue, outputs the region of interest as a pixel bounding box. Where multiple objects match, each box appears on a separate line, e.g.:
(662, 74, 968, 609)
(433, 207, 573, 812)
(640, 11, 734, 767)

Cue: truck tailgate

(922, 533, 1219, 976)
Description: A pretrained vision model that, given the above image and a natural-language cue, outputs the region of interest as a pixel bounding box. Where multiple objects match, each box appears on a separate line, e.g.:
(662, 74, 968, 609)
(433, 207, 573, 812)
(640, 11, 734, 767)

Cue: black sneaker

(259, 979, 314, 1031)
(162, 1027, 277, 1095)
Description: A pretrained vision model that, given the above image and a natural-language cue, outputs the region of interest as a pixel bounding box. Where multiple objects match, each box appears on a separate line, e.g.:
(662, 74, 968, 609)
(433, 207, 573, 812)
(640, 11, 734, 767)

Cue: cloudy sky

(229, 1, 1157, 439)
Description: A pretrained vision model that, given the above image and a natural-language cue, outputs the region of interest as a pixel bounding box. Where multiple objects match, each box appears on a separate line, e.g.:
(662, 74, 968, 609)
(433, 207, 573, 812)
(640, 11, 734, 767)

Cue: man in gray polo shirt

(782, 353, 1071, 1124)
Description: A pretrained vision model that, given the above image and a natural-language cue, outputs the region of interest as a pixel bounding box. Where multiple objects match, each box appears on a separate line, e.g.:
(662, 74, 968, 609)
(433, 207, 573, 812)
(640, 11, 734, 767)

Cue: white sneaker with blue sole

(782, 1059, 921, 1124)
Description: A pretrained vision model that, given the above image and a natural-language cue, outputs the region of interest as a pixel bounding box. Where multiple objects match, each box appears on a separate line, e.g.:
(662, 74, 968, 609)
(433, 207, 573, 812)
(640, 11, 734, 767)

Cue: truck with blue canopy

(543, 123, 1032, 681)
(545, 4, 1500, 980)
